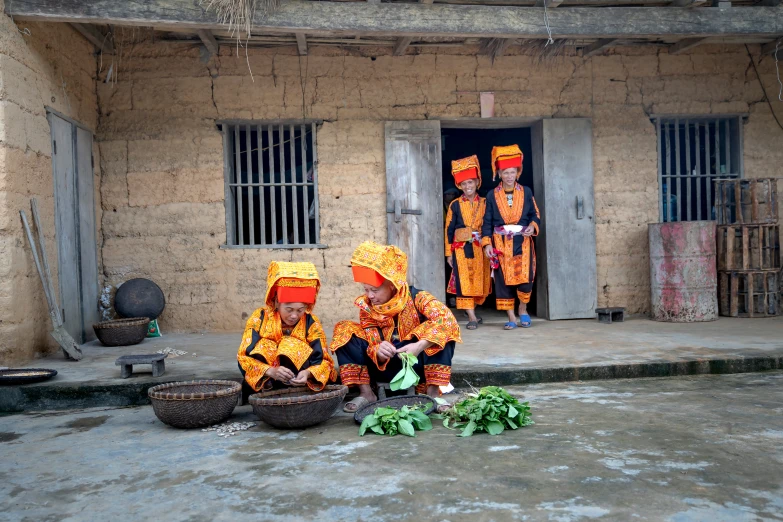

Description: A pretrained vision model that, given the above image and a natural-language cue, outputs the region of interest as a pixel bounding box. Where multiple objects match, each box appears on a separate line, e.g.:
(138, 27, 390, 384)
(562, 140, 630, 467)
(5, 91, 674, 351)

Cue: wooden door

(533, 118, 597, 320)
(384, 121, 446, 302)
(48, 112, 99, 343)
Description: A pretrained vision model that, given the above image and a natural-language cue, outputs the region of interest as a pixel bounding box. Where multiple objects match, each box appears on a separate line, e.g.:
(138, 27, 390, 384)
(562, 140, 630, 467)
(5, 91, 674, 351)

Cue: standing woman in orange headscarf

(237, 261, 335, 400)
(481, 145, 541, 330)
(445, 155, 492, 330)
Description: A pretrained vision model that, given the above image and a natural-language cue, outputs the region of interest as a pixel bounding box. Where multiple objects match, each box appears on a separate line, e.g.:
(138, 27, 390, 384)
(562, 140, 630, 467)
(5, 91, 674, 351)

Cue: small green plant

(359, 405, 432, 437)
(442, 386, 533, 437)
(389, 352, 420, 391)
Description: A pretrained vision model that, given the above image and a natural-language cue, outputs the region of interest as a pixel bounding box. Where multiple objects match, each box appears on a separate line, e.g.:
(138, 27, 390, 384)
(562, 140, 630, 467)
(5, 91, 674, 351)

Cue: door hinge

(53, 140, 57, 154)
(386, 200, 422, 223)
(576, 196, 585, 220)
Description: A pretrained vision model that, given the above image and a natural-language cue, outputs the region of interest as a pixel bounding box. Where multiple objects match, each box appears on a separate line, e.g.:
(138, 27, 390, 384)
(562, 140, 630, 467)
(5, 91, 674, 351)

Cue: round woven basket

(249, 385, 348, 429)
(93, 317, 150, 346)
(148, 380, 241, 429)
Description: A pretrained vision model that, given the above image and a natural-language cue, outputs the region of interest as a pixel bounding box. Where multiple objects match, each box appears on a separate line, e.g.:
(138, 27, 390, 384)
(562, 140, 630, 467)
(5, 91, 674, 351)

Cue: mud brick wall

(0, 7, 99, 364)
(93, 41, 783, 338)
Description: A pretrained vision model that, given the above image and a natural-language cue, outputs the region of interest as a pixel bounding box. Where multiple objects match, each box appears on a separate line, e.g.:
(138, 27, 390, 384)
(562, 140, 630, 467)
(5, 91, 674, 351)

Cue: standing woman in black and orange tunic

(481, 145, 541, 330)
(445, 155, 491, 330)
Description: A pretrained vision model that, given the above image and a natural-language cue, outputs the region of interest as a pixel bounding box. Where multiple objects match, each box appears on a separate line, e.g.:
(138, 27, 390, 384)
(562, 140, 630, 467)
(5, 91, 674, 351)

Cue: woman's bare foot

(357, 383, 377, 404)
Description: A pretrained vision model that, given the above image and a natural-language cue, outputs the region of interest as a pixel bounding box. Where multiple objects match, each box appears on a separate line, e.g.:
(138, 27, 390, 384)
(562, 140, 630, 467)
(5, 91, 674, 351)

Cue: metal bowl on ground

(93, 317, 150, 346)
(0, 368, 57, 386)
(114, 278, 166, 320)
(249, 385, 348, 429)
(353, 395, 437, 425)
(148, 380, 241, 429)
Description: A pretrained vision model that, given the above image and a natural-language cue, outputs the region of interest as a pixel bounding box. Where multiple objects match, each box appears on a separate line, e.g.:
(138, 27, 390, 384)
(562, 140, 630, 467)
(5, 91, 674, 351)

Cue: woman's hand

(375, 341, 397, 363)
(289, 369, 311, 386)
(397, 340, 430, 357)
(522, 225, 535, 237)
(484, 245, 494, 258)
(447, 256, 453, 268)
(265, 366, 295, 384)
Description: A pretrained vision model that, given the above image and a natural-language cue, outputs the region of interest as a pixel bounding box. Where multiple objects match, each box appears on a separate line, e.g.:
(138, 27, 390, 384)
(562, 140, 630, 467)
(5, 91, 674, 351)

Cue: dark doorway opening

(440, 126, 536, 317)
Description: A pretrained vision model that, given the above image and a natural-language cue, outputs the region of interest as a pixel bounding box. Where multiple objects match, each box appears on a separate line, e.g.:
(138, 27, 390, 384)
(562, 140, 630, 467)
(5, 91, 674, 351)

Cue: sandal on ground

(503, 321, 518, 330)
(519, 314, 532, 328)
(466, 320, 479, 330)
(462, 312, 483, 324)
(343, 396, 370, 413)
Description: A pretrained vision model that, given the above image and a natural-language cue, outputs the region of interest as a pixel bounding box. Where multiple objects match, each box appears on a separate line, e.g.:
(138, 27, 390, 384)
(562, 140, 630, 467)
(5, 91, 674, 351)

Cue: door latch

(386, 200, 422, 223)
(576, 196, 584, 220)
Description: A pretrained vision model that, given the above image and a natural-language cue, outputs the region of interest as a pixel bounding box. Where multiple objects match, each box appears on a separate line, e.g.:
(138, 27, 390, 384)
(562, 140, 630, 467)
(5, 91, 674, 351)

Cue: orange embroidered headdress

(350, 241, 408, 291)
(264, 261, 320, 309)
(491, 144, 523, 180)
(451, 155, 482, 188)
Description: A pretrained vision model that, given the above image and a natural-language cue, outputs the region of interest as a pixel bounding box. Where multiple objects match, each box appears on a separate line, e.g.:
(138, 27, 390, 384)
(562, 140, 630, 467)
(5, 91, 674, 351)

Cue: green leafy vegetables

(389, 352, 420, 391)
(442, 386, 533, 437)
(359, 405, 432, 437)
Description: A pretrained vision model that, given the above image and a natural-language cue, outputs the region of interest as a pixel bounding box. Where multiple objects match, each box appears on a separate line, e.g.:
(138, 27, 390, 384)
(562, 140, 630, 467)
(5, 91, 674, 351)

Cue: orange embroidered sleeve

(366, 343, 390, 371)
(237, 309, 273, 392)
(444, 202, 455, 258)
(306, 315, 335, 390)
(330, 320, 367, 351)
(409, 291, 462, 355)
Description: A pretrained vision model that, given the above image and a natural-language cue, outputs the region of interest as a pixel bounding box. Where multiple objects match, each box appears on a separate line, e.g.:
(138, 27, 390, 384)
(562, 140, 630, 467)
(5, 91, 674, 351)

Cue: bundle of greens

(442, 386, 533, 437)
(389, 352, 420, 391)
(359, 405, 432, 437)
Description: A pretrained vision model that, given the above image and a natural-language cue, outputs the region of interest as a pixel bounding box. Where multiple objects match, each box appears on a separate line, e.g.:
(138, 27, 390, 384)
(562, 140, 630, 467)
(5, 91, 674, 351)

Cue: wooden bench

(115, 354, 166, 378)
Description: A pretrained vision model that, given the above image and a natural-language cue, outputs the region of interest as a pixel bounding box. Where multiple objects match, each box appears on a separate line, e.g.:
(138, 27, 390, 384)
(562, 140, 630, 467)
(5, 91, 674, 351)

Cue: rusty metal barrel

(649, 221, 718, 322)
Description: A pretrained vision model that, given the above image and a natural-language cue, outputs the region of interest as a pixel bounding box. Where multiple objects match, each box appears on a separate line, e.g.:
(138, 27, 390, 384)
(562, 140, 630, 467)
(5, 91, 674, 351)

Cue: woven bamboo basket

(249, 385, 348, 429)
(148, 380, 241, 429)
(93, 317, 150, 346)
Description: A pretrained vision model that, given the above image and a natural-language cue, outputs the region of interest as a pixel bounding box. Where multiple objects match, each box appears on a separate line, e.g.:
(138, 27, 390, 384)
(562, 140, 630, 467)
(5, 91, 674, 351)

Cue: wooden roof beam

(295, 32, 308, 55)
(669, 37, 709, 54)
(392, 0, 434, 56)
(197, 29, 219, 56)
(6, 2, 783, 39)
(582, 38, 617, 57)
(70, 23, 114, 54)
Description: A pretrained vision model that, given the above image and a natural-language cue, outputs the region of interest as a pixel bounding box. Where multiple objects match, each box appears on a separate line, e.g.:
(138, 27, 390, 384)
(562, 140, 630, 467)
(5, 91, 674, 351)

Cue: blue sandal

(503, 321, 517, 330)
(519, 315, 532, 328)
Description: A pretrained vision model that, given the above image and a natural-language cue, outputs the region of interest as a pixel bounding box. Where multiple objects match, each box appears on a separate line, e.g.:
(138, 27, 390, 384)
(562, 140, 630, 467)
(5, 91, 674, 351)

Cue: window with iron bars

(656, 116, 743, 222)
(221, 121, 321, 247)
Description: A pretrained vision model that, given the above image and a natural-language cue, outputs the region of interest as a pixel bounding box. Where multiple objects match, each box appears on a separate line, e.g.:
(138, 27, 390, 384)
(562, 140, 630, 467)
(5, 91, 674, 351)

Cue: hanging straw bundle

(200, 0, 280, 38)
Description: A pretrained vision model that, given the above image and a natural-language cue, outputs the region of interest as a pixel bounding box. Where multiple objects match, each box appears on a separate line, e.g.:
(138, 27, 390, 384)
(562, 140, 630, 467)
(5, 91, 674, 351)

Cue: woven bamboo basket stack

(715, 178, 780, 317)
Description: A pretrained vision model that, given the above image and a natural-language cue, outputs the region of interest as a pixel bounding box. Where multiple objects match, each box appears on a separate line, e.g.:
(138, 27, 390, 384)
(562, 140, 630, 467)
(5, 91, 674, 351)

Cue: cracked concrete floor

(2, 372, 783, 521)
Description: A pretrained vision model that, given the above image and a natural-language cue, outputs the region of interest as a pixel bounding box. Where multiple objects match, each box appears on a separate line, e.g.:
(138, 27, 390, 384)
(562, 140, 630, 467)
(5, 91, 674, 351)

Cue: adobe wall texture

(0, 8, 99, 364)
(93, 40, 782, 338)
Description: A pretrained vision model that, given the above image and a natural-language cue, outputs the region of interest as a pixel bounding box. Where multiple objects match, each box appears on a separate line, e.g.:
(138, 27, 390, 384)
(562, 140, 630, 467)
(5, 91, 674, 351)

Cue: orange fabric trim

(367, 343, 390, 371)
(518, 291, 532, 304)
(352, 265, 385, 287)
(456, 297, 475, 310)
(339, 364, 370, 386)
(277, 286, 317, 304)
(496, 298, 515, 311)
(424, 364, 452, 386)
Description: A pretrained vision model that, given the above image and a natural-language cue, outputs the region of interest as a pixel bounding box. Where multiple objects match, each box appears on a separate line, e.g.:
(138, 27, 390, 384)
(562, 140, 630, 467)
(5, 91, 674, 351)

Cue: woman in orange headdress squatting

(481, 144, 541, 330)
(331, 241, 462, 413)
(445, 155, 491, 330)
(237, 261, 335, 401)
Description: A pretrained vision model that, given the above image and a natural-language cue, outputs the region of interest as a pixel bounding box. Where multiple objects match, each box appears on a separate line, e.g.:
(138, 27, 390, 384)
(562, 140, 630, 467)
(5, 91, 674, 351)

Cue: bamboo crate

(716, 224, 781, 271)
(718, 270, 780, 318)
(714, 178, 778, 225)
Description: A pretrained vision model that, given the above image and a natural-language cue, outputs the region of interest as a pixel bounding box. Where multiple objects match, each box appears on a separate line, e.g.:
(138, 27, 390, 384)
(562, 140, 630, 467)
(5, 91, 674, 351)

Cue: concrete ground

(3, 316, 781, 411)
(2, 372, 782, 521)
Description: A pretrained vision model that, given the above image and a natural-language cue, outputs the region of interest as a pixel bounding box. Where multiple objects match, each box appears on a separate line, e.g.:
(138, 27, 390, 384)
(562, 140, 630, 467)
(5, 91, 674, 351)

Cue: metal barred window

(656, 116, 743, 222)
(220, 121, 321, 247)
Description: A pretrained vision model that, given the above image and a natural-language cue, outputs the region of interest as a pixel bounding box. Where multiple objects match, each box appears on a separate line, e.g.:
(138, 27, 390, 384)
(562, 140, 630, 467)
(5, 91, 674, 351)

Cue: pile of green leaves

(359, 405, 432, 437)
(442, 386, 533, 437)
(389, 352, 420, 391)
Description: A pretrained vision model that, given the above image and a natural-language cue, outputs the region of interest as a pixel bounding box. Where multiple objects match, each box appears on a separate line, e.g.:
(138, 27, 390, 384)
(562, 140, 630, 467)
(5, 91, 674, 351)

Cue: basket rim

(249, 385, 347, 406)
(148, 379, 241, 401)
(0, 368, 58, 377)
(94, 317, 151, 329)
